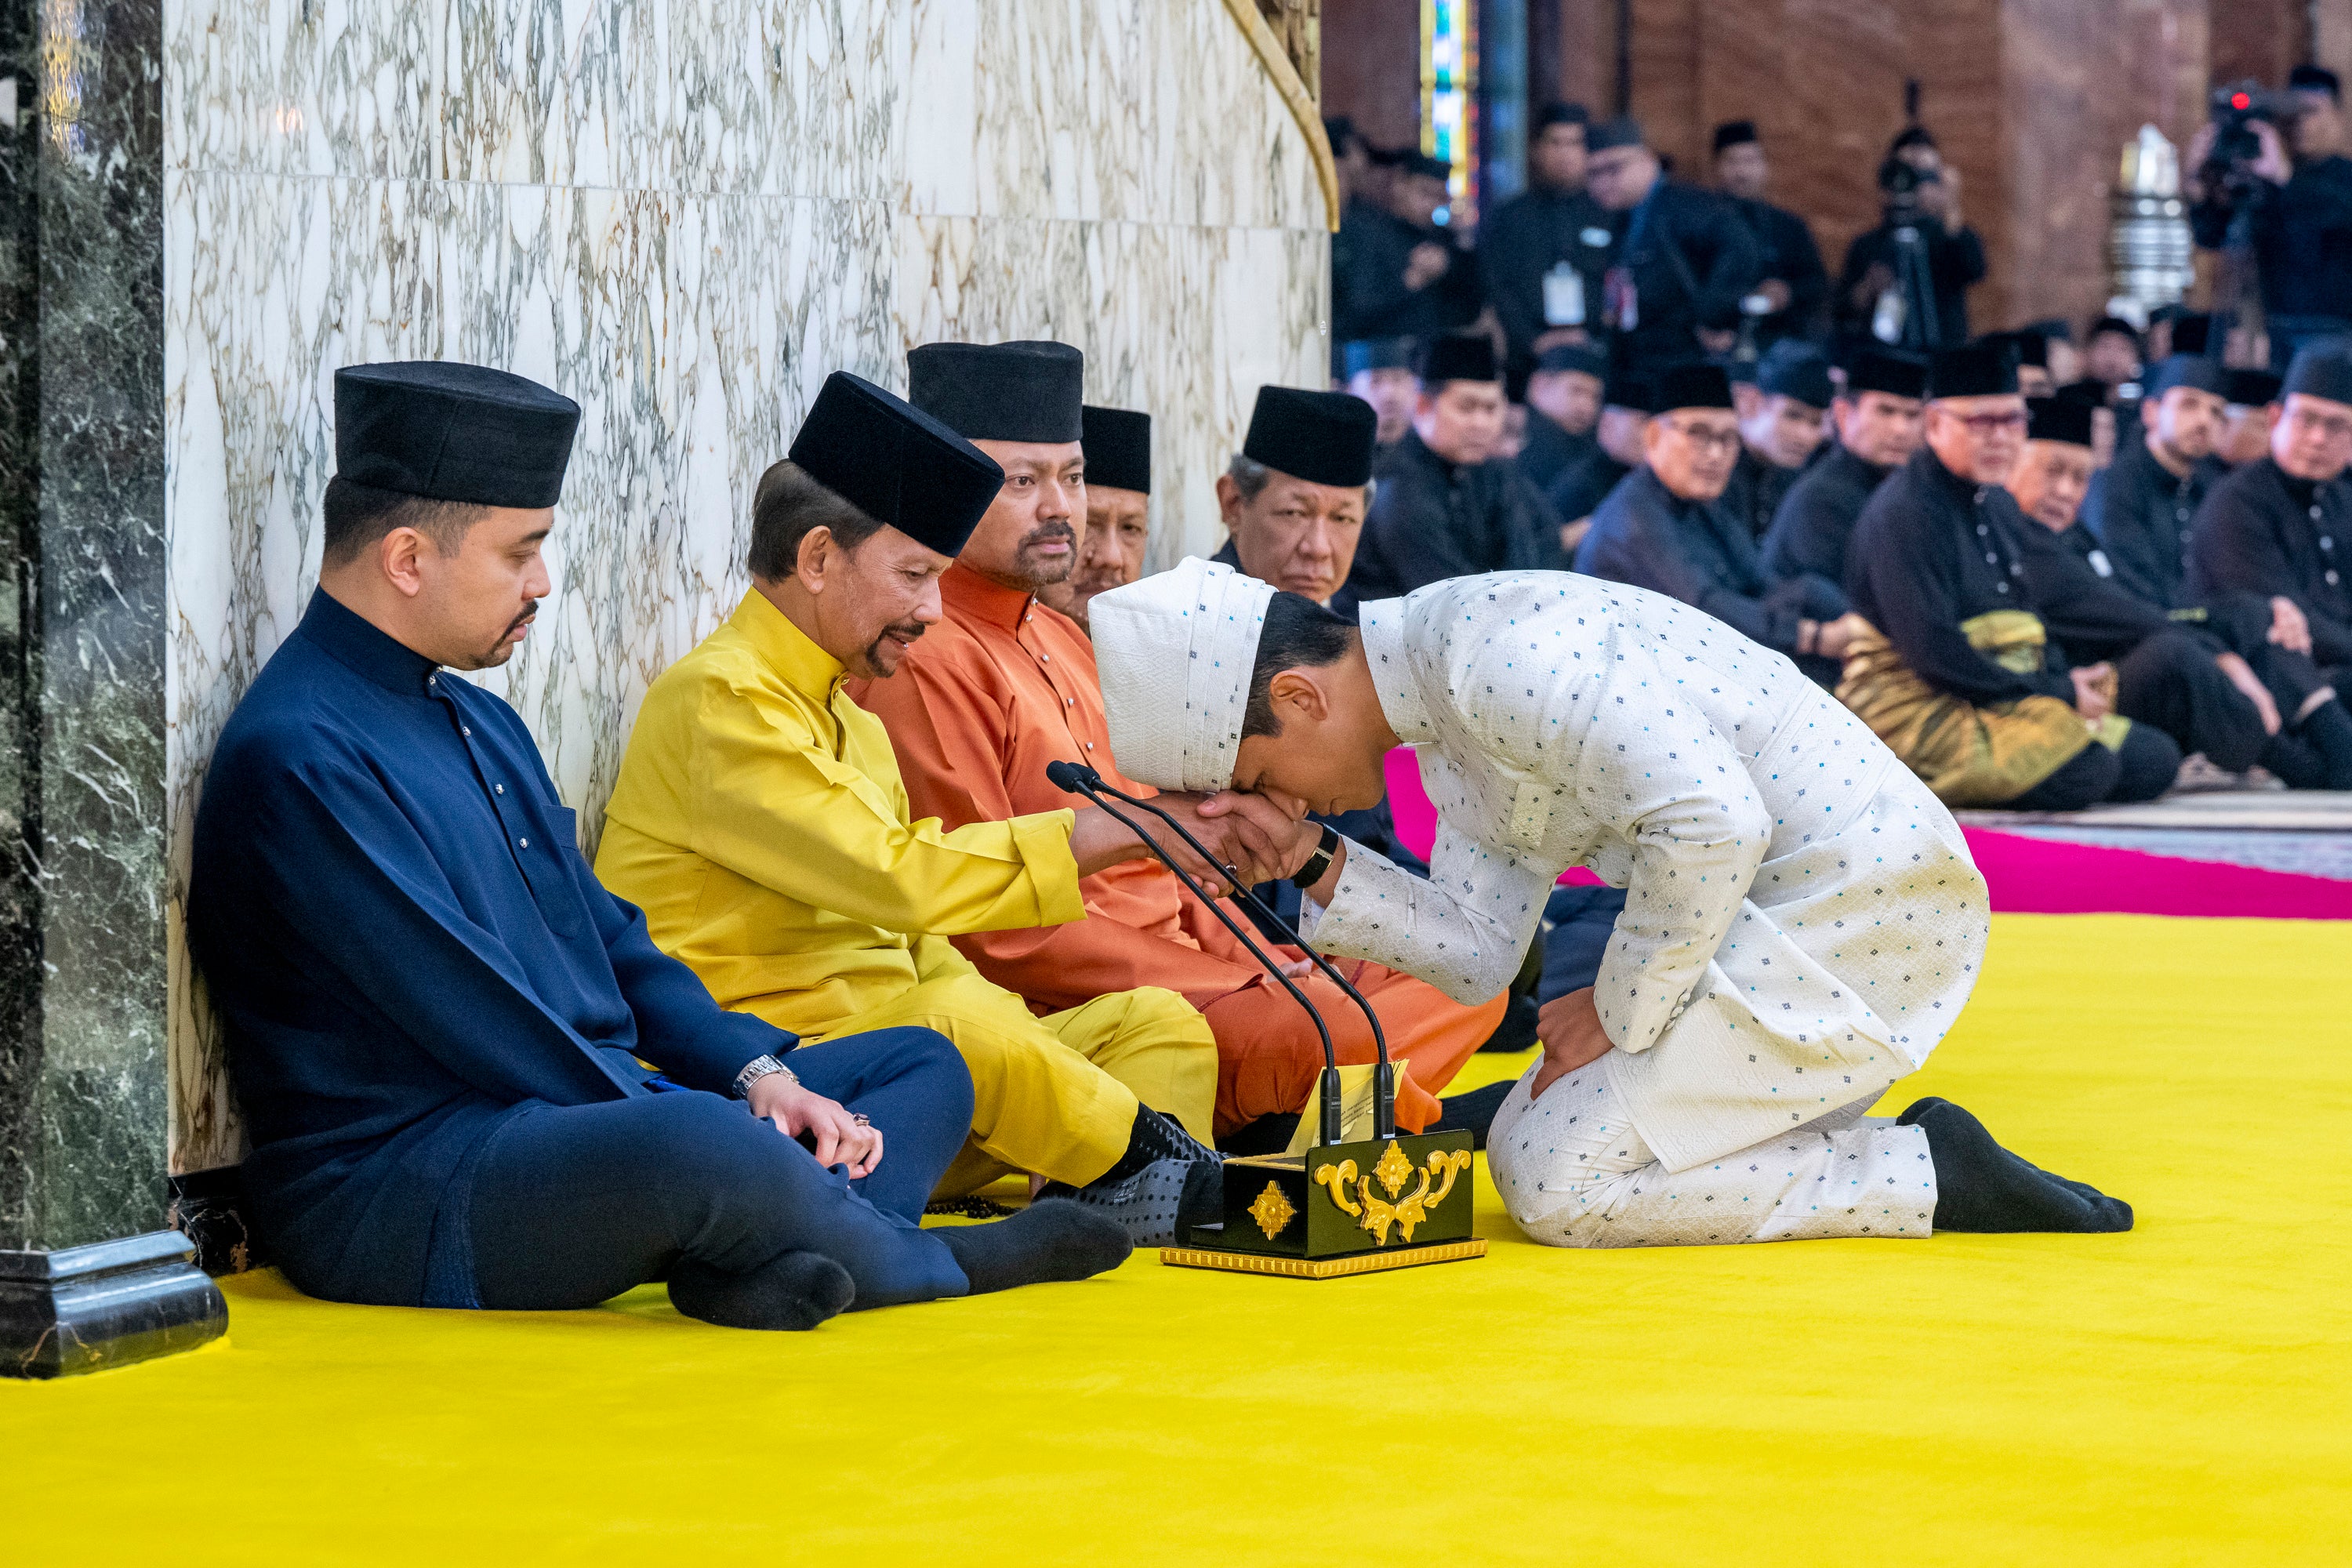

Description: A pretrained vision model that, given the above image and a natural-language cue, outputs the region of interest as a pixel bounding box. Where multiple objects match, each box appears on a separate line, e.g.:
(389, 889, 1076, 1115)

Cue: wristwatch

(1290, 823, 1343, 890)
(731, 1054, 800, 1101)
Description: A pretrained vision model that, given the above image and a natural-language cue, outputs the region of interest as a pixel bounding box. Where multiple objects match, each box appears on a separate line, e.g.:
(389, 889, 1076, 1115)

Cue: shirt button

(1040, 654, 1050, 663)
(518, 837, 528, 849)
(426, 675, 437, 688)
(462, 726, 472, 737)
(1084, 742, 1094, 751)
(1065, 698, 1073, 706)
(495, 784, 505, 795)
(2313, 506, 2325, 521)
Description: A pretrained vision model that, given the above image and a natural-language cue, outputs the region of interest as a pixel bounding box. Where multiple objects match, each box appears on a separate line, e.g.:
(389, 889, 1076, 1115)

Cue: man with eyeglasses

(2188, 344, 2352, 685)
(1838, 343, 2186, 809)
(1577, 361, 1851, 686)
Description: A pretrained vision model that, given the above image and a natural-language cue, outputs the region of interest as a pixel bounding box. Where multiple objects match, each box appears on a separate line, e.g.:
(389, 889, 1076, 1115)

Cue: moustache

(506, 601, 541, 635)
(1022, 521, 1077, 550)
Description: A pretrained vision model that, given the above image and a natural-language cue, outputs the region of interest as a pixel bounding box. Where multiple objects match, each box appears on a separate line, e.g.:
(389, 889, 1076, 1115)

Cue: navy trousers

(457, 1026, 974, 1313)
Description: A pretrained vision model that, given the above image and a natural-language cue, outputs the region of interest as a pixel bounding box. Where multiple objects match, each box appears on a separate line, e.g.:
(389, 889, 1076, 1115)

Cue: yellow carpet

(7, 913, 2348, 1566)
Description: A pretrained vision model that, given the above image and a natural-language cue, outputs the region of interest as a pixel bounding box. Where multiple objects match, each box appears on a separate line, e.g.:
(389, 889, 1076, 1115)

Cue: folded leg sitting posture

(1091, 560, 2132, 1250)
(189, 361, 1129, 1332)
(596, 365, 1249, 1247)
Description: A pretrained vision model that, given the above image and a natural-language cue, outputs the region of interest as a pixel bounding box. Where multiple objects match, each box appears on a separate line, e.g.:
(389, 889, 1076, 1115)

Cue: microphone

(1048, 760, 1397, 1144)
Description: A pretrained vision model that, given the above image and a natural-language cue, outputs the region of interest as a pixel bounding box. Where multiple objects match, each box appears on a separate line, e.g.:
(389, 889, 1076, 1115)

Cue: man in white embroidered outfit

(1090, 559, 2132, 1247)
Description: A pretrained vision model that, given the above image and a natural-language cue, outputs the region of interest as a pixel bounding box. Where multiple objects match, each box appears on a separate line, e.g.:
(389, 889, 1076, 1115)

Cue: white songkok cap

(1091, 557, 1276, 792)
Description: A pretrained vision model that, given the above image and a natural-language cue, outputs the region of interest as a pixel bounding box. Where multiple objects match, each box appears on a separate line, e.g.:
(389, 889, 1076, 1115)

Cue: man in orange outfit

(852, 356, 1506, 1142)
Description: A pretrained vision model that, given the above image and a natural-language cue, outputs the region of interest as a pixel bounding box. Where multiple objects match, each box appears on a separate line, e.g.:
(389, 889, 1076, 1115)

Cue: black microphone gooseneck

(1047, 760, 1397, 1143)
(1048, 760, 1345, 1146)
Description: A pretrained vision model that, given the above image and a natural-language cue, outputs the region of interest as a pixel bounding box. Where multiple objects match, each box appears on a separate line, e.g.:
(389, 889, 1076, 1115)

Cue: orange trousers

(1197, 953, 1505, 1138)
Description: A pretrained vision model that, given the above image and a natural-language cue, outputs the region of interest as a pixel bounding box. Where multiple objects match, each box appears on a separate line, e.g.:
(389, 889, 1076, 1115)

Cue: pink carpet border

(1377, 748, 2352, 920)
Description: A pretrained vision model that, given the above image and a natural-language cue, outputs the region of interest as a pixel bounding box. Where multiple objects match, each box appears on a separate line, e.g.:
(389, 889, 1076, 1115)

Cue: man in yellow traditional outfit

(597, 369, 1285, 1242)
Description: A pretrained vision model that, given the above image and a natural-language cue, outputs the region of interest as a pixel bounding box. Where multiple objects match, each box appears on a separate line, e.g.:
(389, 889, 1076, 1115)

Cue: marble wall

(162, 1, 1331, 1174)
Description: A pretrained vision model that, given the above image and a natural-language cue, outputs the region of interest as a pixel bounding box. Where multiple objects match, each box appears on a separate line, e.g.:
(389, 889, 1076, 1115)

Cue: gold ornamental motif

(1247, 1180, 1298, 1240)
(1312, 1145, 1478, 1247)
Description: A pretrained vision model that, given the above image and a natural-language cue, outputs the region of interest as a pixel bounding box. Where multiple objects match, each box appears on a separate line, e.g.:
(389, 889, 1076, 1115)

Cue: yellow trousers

(808, 970, 1217, 1194)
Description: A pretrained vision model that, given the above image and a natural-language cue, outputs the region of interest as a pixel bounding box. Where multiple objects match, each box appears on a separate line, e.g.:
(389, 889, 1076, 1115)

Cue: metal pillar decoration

(2110, 125, 2196, 314)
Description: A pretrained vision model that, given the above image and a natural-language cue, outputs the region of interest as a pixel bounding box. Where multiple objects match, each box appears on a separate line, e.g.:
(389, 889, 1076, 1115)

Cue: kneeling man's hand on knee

(747, 1074, 883, 1178)
(1530, 988, 1612, 1102)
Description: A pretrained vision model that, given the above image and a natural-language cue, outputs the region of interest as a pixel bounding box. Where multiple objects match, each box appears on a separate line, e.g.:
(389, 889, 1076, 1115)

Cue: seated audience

(595, 358, 1268, 1245)
(191, 361, 1131, 1330)
(2010, 397, 2115, 573)
(1516, 342, 1606, 494)
(860, 383, 1503, 1144)
(1544, 369, 1654, 554)
(1210, 387, 1378, 608)
(1340, 336, 1420, 456)
(1983, 329, 2054, 397)
(2082, 316, 2145, 390)
(2007, 394, 2341, 786)
(1840, 343, 2185, 808)
(1723, 339, 1833, 540)
(1761, 349, 1926, 589)
(2086, 356, 2230, 604)
(2189, 345, 2352, 682)
(1341, 332, 1549, 606)
(1577, 362, 1849, 684)
(1038, 404, 1151, 632)
(2217, 368, 2285, 468)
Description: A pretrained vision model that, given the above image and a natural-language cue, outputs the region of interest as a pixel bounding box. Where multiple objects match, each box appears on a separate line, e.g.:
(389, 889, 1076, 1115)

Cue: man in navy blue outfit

(190, 361, 1127, 1330)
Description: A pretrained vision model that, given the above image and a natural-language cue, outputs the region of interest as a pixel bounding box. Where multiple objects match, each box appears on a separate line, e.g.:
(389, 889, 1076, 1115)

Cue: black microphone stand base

(1162, 1129, 1483, 1279)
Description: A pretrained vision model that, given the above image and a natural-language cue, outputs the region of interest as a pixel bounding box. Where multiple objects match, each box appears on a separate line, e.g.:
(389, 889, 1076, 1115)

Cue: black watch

(1290, 823, 1342, 890)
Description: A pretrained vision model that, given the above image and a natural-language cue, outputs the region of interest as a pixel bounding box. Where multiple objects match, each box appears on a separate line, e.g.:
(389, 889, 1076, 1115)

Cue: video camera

(2202, 79, 2301, 199)
(1876, 154, 1942, 223)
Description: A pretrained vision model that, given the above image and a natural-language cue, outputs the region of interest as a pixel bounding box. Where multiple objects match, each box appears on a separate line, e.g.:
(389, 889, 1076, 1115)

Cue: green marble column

(0, 0, 168, 1252)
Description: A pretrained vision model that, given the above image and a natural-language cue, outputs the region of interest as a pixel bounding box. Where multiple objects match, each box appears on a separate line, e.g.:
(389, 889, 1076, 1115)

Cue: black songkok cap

(2026, 396, 2096, 448)
(2284, 343, 2352, 406)
(1243, 387, 1380, 488)
(334, 361, 581, 508)
(1587, 116, 1646, 153)
(1416, 332, 1499, 387)
(1756, 342, 1834, 408)
(1604, 371, 1657, 414)
(2226, 368, 2285, 408)
(2055, 379, 2111, 412)
(1655, 361, 1736, 412)
(1341, 336, 1417, 378)
(1845, 349, 1929, 400)
(2144, 354, 2229, 401)
(1712, 119, 1759, 154)
(2290, 64, 2343, 102)
(2170, 312, 2214, 355)
(1399, 150, 1454, 183)
(2089, 315, 2142, 345)
(907, 340, 1084, 444)
(1984, 328, 2046, 369)
(1534, 343, 1609, 379)
(1081, 405, 1152, 495)
(1929, 343, 2020, 399)
(2024, 317, 2074, 344)
(788, 372, 1005, 558)
(1535, 101, 1590, 133)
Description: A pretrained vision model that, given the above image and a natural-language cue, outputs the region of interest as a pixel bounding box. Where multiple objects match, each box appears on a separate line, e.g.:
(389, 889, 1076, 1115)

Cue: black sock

(935, 1198, 1133, 1294)
(1899, 1099, 2132, 1234)
(1091, 1104, 1214, 1188)
(1428, 1080, 1515, 1149)
(666, 1250, 855, 1330)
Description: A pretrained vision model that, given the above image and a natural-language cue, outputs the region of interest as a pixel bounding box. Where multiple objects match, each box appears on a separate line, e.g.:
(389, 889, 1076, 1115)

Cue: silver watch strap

(731, 1054, 797, 1099)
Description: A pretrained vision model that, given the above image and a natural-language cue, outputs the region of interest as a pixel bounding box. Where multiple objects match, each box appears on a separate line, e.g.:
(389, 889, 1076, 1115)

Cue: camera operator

(1834, 127, 1987, 355)
(2190, 67, 2352, 368)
